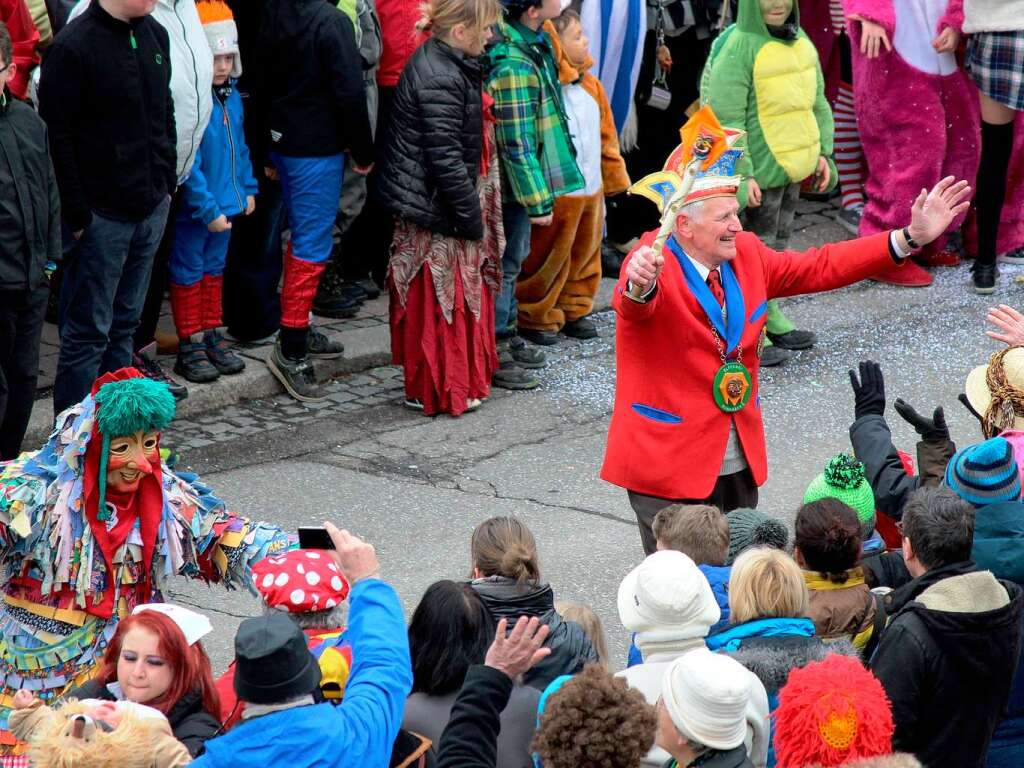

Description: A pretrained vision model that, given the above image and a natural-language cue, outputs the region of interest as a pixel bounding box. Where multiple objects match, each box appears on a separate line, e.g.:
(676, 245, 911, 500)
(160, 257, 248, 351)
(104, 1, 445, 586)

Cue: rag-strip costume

(0, 369, 288, 756)
(843, 0, 979, 251)
(800, 0, 866, 211)
(388, 109, 504, 417)
(515, 26, 629, 334)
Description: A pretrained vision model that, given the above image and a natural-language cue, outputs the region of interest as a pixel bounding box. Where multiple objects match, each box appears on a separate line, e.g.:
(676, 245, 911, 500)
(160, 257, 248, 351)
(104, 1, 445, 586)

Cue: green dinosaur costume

(700, 0, 837, 210)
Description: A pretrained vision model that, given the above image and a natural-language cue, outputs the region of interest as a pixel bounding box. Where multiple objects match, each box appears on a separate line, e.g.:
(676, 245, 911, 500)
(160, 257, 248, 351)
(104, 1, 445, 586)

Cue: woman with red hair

(63, 604, 222, 757)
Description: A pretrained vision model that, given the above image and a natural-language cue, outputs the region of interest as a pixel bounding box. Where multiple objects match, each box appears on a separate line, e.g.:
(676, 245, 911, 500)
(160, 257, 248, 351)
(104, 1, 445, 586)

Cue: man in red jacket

(0, 0, 38, 100)
(602, 170, 971, 554)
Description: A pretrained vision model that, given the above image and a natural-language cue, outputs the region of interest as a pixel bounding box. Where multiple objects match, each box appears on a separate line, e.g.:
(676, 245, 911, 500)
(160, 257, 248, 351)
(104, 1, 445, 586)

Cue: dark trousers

(0, 285, 48, 459)
(133, 190, 182, 351)
(223, 173, 287, 342)
(54, 198, 171, 414)
(628, 468, 759, 555)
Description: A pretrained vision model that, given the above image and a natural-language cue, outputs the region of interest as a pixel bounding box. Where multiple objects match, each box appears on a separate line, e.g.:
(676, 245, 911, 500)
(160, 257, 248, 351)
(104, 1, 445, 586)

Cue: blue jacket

(192, 579, 412, 768)
(182, 84, 258, 226)
(972, 500, 1024, 768)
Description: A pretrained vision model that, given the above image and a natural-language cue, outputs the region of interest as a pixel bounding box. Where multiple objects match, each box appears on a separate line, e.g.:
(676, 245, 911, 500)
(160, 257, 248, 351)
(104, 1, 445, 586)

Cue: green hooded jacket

(700, 0, 836, 206)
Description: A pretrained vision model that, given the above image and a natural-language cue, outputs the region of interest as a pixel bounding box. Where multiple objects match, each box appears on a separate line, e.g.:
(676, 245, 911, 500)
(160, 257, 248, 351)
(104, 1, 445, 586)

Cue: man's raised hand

(484, 616, 551, 681)
(625, 245, 664, 293)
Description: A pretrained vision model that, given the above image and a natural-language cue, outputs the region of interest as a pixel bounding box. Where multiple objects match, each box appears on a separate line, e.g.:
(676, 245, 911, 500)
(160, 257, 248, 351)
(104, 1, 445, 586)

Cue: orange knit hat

(196, 0, 241, 78)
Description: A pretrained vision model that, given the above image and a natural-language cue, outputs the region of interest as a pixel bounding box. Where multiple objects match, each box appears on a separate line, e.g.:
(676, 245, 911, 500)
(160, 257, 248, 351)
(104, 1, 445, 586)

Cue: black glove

(893, 399, 950, 442)
(849, 360, 886, 420)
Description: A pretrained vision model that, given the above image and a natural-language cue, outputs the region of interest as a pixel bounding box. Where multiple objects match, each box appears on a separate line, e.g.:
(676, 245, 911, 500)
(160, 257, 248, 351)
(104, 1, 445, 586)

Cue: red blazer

(600, 228, 896, 500)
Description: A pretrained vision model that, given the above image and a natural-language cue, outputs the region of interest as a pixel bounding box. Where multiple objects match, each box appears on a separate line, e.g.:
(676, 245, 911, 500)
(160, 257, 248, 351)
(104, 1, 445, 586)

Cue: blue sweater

(192, 579, 412, 768)
(181, 84, 258, 226)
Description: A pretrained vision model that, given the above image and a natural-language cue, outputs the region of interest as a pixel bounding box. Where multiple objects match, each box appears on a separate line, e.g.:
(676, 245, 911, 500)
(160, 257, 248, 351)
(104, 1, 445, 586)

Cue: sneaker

(998, 247, 1024, 265)
(835, 206, 862, 237)
(492, 362, 540, 390)
(767, 328, 817, 350)
(267, 341, 328, 402)
(174, 337, 220, 384)
(972, 261, 997, 295)
(134, 349, 188, 401)
(759, 344, 793, 368)
(562, 317, 599, 339)
(404, 398, 425, 411)
(308, 327, 345, 359)
(504, 335, 547, 368)
(465, 398, 483, 412)
(203, 329, 246, 375)
(519, 328, 559, 346)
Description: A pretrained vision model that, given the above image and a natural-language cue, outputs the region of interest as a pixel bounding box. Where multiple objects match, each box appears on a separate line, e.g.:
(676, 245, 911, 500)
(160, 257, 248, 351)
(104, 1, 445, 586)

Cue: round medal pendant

(713, 361, 752, 413)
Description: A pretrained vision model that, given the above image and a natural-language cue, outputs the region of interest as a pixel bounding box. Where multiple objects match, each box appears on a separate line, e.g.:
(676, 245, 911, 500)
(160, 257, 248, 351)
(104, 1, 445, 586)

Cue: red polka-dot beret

(252, 549, 350, 613)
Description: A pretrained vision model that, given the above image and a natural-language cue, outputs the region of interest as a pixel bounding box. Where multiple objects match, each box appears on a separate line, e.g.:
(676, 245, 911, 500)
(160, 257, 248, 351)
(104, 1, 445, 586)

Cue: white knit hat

(617, 550, 720, 635)
(661, 649, 751, 751)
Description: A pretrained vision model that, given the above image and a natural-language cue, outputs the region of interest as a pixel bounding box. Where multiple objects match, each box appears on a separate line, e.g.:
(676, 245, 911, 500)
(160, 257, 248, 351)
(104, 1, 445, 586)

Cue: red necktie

(707, 269, 725, 307)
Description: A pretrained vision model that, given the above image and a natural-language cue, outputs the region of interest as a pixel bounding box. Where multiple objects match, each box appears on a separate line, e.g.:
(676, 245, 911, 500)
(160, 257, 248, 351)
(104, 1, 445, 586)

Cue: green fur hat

(93, 377, 176, 521)
(802, 454, 876, 537)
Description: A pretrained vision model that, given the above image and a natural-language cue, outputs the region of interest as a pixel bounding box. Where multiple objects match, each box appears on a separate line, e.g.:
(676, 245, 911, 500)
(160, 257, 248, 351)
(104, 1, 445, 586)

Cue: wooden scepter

(626, 136, 714, 300)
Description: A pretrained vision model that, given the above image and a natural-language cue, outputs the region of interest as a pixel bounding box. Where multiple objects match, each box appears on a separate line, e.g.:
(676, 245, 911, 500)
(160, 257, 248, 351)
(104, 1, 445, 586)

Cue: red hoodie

(1, 0, 39, 100)
(375, 0, 421, 87)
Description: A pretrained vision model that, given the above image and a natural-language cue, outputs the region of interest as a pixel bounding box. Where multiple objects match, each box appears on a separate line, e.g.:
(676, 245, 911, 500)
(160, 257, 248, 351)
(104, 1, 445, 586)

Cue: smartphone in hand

(298, 526, 335, 550)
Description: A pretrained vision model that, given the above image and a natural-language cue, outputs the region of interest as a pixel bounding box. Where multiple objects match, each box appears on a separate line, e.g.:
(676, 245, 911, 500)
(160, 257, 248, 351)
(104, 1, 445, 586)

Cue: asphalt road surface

(164, 218, 1023, 673)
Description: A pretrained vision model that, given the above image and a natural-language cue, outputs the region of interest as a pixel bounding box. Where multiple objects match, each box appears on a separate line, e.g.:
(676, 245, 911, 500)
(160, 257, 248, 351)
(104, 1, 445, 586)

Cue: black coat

(870, 561, 1024, 768)
(470, 577, 598, 690)
(377, 38, 484, 240)
(38, 1, 176, 232)
(253, 0, 372, 165)
(66, 679, 220, 757)
(435, 665, 512, 768)
(0, 91, 60, 291)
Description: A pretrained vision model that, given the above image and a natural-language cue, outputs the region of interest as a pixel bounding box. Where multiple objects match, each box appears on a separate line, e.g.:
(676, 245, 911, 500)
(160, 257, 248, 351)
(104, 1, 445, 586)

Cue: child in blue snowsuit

(170, 0, 257, 384)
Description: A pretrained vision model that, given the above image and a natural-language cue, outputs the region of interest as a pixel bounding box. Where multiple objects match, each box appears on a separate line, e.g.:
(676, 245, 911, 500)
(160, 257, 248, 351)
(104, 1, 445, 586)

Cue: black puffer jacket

(378, 38, 484, 240)
(470, 576, 597, 690)
(66, 680, 221, 757)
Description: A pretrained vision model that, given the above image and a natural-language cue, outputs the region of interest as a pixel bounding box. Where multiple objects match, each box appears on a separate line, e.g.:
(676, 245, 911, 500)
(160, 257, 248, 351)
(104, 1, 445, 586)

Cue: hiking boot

(492, 361, 539, 390)
(134, 349, 188, 400)
(267, 341, 327, 402)
(313, 262, 361, 318)
(972, 261, 997, 295)
(519, 328, 559, 346)
(759, 344, 793, 368)
(356, 278, 382, 300)
(308, 326, 345, 359)
(502, 335, 547, 369)
(562, 317, 599, 339)
(835, 206, 862, 237)
(203, 329, 246, 375)
(174, 337, 220, 384)
(767, 328, 816, 350)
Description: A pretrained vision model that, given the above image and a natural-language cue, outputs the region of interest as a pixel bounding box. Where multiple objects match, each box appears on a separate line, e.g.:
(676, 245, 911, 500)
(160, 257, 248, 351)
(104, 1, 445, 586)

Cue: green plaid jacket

(485, 21, 584, 217)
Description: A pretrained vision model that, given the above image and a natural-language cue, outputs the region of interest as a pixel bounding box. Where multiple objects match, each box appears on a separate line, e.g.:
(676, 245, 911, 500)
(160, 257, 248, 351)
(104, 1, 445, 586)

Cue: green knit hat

(725, 508, 790, 565)
(93, 377, 176, 521)
(802, 454, 876, 537)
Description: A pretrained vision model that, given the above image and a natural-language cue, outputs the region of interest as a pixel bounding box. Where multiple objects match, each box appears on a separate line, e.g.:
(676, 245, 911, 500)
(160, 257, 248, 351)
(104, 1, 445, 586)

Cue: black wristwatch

(902, 227, 921, 250)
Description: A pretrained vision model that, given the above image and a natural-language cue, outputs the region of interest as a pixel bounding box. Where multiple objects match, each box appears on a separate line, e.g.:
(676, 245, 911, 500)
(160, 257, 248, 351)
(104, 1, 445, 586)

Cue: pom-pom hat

(773, 655, 894, 767)
(944, 436, 1022, 507)
(252, 549, 350, 613)
(197, 0, 242, 78)
(725, 508, 789, 564)
(803, 455, 876, 537)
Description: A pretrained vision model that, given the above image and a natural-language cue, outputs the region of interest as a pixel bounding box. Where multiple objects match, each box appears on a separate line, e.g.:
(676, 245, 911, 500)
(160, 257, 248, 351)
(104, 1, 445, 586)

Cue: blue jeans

(54, 198, 171, 414)
(270, 152, 345, 265)
(494, 200, 532, 336)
